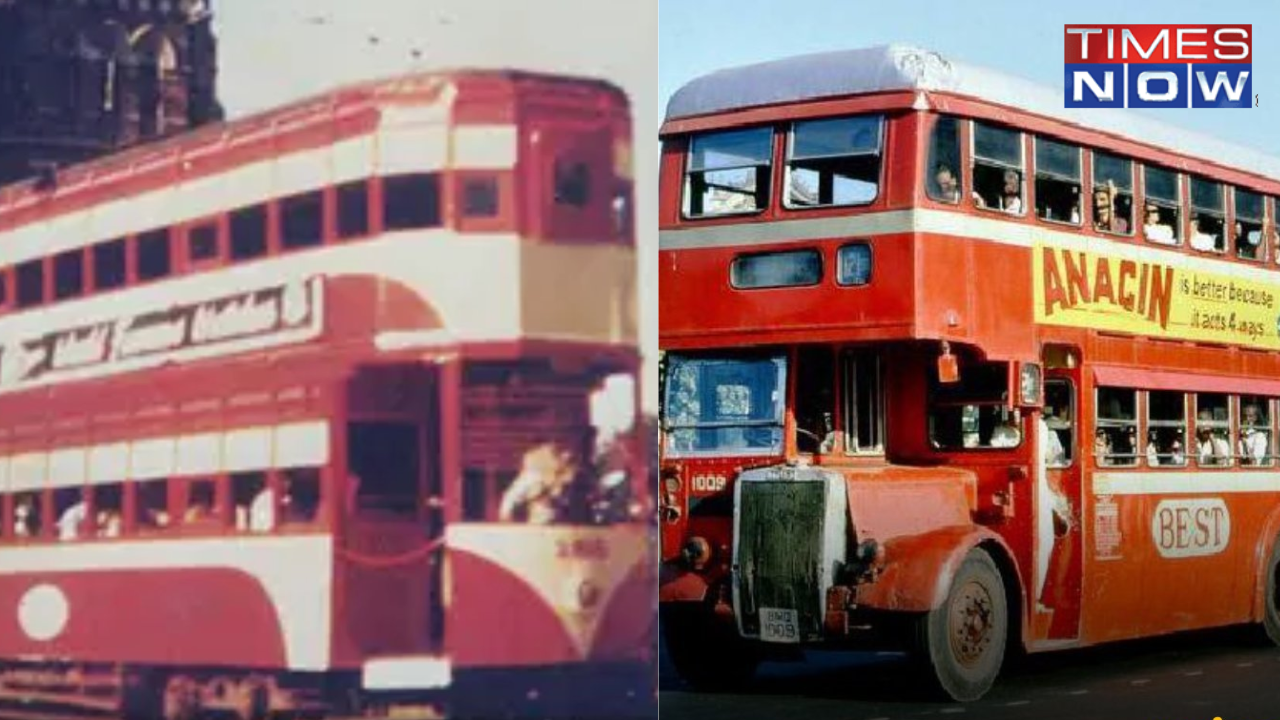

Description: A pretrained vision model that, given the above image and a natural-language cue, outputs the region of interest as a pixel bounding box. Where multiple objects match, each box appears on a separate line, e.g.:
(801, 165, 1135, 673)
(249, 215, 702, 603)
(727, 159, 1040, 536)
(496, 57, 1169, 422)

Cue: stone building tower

(0, 0, 222, 185)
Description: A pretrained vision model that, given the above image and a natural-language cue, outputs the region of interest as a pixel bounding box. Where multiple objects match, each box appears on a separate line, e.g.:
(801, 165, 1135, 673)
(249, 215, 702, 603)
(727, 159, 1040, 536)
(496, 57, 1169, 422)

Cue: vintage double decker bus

(658, 45, 1280, 701)
(0, 69, 650, 719)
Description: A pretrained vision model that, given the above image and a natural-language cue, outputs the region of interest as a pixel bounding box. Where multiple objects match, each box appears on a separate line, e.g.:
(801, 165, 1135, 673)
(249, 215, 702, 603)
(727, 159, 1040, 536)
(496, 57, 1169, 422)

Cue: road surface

(660, 625, 1280, 720)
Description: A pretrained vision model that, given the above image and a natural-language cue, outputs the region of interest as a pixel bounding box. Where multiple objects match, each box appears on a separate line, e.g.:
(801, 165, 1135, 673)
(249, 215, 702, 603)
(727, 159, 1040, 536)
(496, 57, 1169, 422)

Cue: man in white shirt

(1143, 203, 1176, 244)
(1189, 215, 1219, 252)
(1240, 403, 1270, 465)
(57, 499, 87, 541)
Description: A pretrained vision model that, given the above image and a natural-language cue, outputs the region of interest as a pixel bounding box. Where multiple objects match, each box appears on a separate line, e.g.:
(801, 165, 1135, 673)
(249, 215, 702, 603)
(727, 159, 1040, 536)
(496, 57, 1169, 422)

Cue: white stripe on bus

(1093, 471, 1280, 496)
(659, 209, 1280, 285)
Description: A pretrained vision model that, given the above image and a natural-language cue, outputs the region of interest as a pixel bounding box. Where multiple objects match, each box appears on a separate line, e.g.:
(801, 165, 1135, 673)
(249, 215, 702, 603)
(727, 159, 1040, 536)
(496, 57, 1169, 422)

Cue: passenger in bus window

(933, 163, 961, 204)
(499, 442, 579, 524)
(1196, 408, 1232, 466)
(1190, 214, 1220, 252)
(1093, 183, 1129, 234)
(1000, 169, 1023, 214)
(1143, 203, 1176, 244)
(13, 494, 37, 538)
(1236, 221, 1264, 260)
(1040, 413, 1066, 466)
(57, 496, 88, 541)
(1094, 429, 1113, 466)
(1241, 403, 1270, 465)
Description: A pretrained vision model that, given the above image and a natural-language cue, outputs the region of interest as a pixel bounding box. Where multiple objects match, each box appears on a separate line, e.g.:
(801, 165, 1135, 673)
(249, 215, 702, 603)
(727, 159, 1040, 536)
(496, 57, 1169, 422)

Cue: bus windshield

(662, 353, 786, 457)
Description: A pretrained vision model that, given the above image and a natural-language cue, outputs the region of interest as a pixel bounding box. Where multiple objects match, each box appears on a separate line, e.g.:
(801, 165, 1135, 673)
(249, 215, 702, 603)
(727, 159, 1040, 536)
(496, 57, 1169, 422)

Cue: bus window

(1142, 165, 1181, 246)
(1235, 188, 1265, 261)
(1043, 380, 1074, 467)
(93, 484, 123, 538)
(971, 122, 1024, 215)
(53, 487, 86, 541)
(281, 191, 324, 250)
(795, 346, 836, 454)
(336, 180, 370, 239)
(663, 354, 786, 457)
(928, 361, 1021, 449)
(384, 174, 443, 231)
(1189, 177, 1226, 253)
(1240, 396, 1273, 466)
(1092, 151, 1134, 236)
(784, 115, 882, 208)
(730, 249, 822, 289)
(92, 238, 127, 291)
(53, 248, 84, 300)
(1146, 390, 1186, 467)
(843, 350, 884, 455)
(137, 478, 171, 530)
(1194, 393, 1232, 467)
(183, 478, 218, 526)
(1096, 387, 1137, 466)
(16, 258, 44, 308)
(230, 204, 268, 261)
(233, 471, 271, 532)
(926, 115, 961, 204)
(136, 228, 172, 281)
(281, 467, 321, 525)
(683, 127, 773, 218)
(13, 491, 42, 539)
(1034, 137, 1081, 225)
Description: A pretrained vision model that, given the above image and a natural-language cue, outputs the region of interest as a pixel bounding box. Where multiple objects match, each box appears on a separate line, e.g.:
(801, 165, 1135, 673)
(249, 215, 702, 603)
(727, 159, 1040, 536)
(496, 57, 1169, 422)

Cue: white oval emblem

(17, 584, 69, 641)
(1150, 498, 1231, 558)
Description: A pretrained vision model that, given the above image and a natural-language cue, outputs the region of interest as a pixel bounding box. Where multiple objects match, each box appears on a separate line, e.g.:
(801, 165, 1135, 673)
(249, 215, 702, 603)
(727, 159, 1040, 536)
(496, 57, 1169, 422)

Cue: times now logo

(1064, 25, 1252, 108)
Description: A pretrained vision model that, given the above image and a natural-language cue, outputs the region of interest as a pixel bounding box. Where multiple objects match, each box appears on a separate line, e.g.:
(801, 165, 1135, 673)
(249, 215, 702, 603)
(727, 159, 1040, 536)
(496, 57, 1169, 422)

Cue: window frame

(1144, 389, 1188, 468)
(1141, 165, 1183, 247)
(1095, 386, 1140, 467)
(925, 114, 963, 205)
(1194, 392, 1234, 467)
(842, 349, 885, 456)
(969, 121, 1026, 216)
(1032, 136, 1083, 227)
(782, 114, 884, 211)
(1235, 186, 1267, 262)
(1091, 150, 1136, 238)
(1188, 175, 1227, 255)
(682, 126, 775, 220)
(729, 248, 823, 290)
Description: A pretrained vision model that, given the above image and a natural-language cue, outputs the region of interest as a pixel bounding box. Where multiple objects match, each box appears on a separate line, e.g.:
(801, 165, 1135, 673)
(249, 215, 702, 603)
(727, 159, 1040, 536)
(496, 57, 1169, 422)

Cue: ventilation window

(462, 176, 500, 217)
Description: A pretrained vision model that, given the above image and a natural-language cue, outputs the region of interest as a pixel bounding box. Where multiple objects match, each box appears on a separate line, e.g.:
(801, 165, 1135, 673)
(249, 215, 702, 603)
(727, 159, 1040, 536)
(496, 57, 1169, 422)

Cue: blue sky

(212, 0, 657, 418)
(661, 0, 1275, 153)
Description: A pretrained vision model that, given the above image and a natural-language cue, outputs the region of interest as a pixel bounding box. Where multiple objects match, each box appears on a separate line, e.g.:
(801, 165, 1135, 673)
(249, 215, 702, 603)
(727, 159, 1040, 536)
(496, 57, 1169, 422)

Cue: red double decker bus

(658, 45, 1280, 701)
(0, 69, 650, 718)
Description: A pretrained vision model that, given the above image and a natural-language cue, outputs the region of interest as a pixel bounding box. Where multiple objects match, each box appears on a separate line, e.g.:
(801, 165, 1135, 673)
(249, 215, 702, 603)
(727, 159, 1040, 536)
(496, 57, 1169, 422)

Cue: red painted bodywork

(0, 68, 647, 686)
(659, 86, 1280, 654)
(0, 569, 286, 667)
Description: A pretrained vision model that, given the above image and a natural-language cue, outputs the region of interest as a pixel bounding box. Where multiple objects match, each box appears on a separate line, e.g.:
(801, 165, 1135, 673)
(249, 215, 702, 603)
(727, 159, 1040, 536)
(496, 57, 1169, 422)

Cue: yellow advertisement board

(1032, 243, 1280, 349)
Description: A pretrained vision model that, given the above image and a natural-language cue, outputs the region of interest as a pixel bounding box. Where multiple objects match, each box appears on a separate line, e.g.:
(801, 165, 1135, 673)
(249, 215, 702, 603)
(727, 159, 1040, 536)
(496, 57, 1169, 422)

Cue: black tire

(661, 607, 760, 691)
(1262, 538, 1280, 645)
(913, 548, 1008, 702)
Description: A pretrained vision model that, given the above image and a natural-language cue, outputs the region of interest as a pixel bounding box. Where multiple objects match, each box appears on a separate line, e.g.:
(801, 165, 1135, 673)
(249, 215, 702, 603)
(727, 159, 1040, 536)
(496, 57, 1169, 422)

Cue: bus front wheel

(913, 548, 1008, 702)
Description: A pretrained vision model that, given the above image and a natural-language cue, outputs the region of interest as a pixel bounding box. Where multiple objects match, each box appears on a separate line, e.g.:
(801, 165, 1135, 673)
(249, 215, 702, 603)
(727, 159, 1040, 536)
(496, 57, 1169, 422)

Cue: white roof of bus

(665, 44, 1280, 182)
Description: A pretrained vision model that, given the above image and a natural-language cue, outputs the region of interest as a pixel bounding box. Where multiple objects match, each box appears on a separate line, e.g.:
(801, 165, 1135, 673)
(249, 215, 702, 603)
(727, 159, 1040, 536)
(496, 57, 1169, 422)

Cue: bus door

(341, 363, 444, 654)
(1038, 368, 1083, 641)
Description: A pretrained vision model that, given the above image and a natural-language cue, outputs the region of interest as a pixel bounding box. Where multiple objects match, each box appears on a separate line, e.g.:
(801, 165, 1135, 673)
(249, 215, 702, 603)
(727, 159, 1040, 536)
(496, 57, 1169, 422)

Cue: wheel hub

(949, 579, 994, 667)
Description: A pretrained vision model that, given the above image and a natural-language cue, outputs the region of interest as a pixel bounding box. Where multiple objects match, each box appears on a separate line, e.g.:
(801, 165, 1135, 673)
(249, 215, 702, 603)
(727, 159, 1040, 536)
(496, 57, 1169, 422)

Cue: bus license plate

(759, 607, 800, 643)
